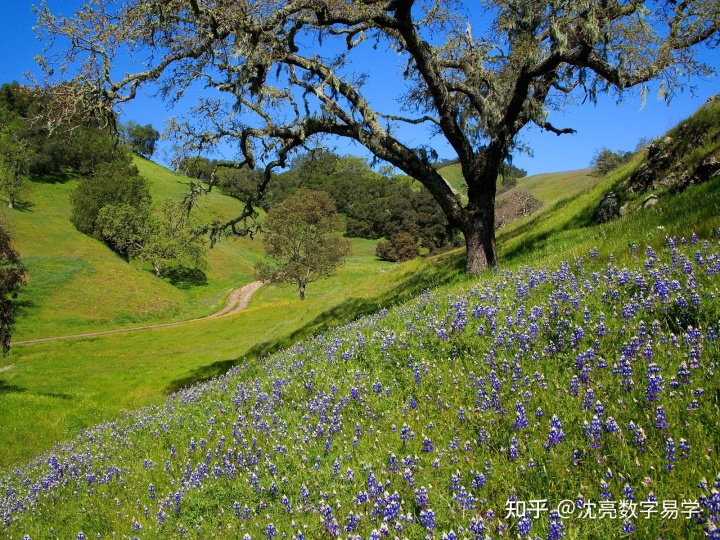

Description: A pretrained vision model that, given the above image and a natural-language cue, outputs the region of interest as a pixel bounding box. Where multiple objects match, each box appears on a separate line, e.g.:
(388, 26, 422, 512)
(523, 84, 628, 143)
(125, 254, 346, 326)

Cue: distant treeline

(178, 151, 462, 261)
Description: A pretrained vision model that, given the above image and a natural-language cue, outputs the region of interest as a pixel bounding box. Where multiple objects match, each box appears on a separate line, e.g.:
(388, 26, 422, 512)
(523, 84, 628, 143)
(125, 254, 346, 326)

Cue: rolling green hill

(1, 153, 719, 539)
(2, 156, 268, 340)
(436, 162, 597, 207)
(0, 156, 466, 464)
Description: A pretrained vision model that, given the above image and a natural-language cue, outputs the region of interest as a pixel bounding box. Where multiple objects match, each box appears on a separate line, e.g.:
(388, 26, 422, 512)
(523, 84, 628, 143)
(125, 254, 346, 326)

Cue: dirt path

(13, 281, 265, 347)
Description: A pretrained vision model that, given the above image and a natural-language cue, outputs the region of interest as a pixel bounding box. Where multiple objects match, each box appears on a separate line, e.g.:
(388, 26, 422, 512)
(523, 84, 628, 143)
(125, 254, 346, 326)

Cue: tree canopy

(35, 0, 720, 273)
(590, 147, 634, 176)
(98, 199, 206, 277)
(70, 158, 151, 238)
(124, 121, 160, 158)
(256, 189, 350, 300)
(0, 223, 27, 356)
(0, 81, 127, 177)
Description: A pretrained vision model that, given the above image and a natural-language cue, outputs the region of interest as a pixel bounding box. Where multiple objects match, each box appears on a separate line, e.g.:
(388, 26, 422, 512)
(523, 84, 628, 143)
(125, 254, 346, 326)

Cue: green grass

(436, 162, 468, 204)
(1, 177, 718, 538)
(3, 164, 718, 465)
(0, 154, 470, 465)
(515, 168, 596, 204)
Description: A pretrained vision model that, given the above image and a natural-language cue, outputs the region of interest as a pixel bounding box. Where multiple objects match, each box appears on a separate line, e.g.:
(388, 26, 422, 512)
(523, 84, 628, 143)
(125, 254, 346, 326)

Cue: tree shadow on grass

(29, 171, 74, 185)
(0, 380, 26, 394)
(162, 266, 208, 289)
(164, 253, 466, 394)
(10, 200, 35, 212)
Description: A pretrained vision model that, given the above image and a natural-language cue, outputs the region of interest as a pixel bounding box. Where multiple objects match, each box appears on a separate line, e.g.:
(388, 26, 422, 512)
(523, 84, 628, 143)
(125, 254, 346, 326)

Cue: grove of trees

(34, 0, 719, 273)
(98, 199, 206, 277)
(178, 151, 461, 262)
(590, 147, 635, 176)
(0, 81, 205, 282)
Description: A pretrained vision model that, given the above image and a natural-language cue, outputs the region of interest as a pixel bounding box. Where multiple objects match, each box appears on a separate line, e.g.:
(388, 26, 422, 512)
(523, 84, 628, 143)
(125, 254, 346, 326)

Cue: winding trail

(13, 281, 265, 347)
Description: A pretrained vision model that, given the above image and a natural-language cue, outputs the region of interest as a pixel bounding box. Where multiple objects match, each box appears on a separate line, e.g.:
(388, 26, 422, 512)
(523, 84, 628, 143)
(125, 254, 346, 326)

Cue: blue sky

(1, 1, 718, 176)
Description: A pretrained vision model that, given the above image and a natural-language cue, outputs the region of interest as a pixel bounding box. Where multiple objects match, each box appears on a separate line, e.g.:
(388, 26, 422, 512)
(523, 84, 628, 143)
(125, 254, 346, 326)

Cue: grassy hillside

(1, 156, 271, 340)
(0, 177, 718, 538)
(437, 162, 597, 208)
(0, 157, 471, 464)
(1, 101, 719, 538)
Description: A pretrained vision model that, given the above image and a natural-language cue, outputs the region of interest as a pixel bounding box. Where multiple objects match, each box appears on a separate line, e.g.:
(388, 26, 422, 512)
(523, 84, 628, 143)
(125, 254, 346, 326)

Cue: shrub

(376, 232, 420, 262)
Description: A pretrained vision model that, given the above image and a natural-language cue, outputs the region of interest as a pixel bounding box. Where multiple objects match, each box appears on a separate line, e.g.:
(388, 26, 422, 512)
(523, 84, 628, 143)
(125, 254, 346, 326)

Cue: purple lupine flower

(583, 416, 602, 450)
(629, 422, 647, 452)
(514, 401, 528, 430)
(622, 519, 636, 533)
(679, 438, 691, 458)
(594, 400, 604, 418)
(547, 509, 566, 539)
(472, 471, 486, 488)
(422, 437, 435, 452)
(645, 363, 664, 401)
(665, 438, 677, 470)
(509, 437, 519, 459)
(517, 512, 532, 536)
(469, 513, 487, 536)
(655, 406, 668, 430)
(415, 486, 429, 507)
(545, 415, 566, 451)
(419, 508, 436, 530)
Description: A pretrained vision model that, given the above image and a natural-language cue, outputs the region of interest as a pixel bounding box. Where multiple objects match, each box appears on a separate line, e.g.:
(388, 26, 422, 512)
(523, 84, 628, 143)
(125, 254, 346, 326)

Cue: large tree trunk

(462, 166, 498, 274)
(462, 208, 497, 274)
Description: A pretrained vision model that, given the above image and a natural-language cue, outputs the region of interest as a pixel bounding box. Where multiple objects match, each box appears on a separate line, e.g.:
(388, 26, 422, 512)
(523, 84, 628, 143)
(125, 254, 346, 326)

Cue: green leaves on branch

(123, 121, 160, 158)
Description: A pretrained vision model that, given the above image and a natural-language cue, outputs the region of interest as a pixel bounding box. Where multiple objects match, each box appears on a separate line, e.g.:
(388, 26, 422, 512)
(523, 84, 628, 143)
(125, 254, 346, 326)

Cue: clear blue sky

(2, 1, 718, 176)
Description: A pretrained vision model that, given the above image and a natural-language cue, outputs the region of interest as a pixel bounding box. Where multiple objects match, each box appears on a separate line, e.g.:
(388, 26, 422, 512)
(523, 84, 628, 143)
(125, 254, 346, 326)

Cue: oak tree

(98, 199, 206, 277)
(256, 189, 350, 300)
(124, 121, 160, 158)
(35, 0, 720, 273)
(0, 126, 33, 209)
(0, 223, 27, 355)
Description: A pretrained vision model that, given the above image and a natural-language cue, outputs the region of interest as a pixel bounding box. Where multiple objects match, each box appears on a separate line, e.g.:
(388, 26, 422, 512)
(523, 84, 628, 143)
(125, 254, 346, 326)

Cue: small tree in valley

(256, 189, 349, 300)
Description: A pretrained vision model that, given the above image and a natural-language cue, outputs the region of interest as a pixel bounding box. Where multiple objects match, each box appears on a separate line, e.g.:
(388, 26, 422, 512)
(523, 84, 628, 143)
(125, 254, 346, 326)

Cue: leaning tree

(35, 0, 719, 273)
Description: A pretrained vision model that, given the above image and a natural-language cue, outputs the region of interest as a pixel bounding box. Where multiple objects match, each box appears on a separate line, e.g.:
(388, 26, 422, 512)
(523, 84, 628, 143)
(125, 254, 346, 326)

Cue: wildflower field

(2, 228, 719, 540)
